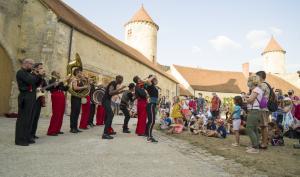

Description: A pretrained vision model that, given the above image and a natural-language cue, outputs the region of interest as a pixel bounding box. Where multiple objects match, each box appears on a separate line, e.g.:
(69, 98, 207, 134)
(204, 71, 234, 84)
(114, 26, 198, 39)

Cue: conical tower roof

(126, 5, 159, 30)
(262, 36, 286, 55)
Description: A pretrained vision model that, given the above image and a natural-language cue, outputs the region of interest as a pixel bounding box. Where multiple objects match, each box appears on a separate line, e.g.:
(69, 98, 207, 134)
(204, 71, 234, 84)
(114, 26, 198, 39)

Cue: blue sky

(64, 0, 300, 73)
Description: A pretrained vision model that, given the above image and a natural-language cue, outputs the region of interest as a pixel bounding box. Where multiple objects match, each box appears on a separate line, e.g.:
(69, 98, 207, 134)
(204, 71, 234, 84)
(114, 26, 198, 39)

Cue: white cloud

(246, 30, 270, 49)
(209, 35, 241, 52)
(246, 27, 283, 49)
(269, 27, 283, 36)
(192, 45, 203, 54)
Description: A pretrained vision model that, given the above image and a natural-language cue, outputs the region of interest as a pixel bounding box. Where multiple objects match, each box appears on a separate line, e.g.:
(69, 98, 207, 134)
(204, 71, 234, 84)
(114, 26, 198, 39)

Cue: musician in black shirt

(47, 71, 69, 136)
(145, 75, 159, 143)
(70, 68, 88, 133)
(15, 58, 43, 146)
(31, 63, 47, 140)
(102, 75, 126, 139)
(88, 79, 96, 127)
(120, 83, 135, 133)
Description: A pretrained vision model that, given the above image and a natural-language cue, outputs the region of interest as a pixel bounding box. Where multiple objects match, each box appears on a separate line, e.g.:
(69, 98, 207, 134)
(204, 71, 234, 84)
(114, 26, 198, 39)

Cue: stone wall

(0, 0, 177, 116)
(71, 30, 177, 98)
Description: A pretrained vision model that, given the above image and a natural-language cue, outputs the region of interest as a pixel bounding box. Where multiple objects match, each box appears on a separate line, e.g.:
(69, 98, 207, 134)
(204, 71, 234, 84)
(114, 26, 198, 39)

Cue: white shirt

(247, 86, 263, 110)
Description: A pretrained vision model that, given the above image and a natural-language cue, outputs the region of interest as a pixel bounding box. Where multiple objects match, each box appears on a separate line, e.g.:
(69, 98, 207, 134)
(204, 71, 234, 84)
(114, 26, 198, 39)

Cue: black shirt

(120, 90, 134, 107)
(102, 81, 117, 102)
(146, 84, 158, 98)
(47, 78, 69, 93)
(16, 68, 41, 93)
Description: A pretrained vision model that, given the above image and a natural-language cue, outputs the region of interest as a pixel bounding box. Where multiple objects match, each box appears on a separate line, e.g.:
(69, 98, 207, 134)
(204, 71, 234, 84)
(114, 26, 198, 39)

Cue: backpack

(264, 82, 278, 112)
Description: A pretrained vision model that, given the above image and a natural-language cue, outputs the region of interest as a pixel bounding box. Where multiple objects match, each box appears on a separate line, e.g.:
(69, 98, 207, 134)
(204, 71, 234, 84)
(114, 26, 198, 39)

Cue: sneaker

(147, 137, 158, 143)
(102, 134, 114, 140)
(70, 129, 77, 133)
(109, 131, 117, 135)
(232, 143, 239, 147)
(123, 129, 131, 133)
(246, 146, 253, 150)
(246, 148, 259, 154)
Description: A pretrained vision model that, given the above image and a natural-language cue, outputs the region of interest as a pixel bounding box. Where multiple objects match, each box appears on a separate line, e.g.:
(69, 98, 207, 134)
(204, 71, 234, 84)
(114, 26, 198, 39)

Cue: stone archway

(0, 45, 13, 115)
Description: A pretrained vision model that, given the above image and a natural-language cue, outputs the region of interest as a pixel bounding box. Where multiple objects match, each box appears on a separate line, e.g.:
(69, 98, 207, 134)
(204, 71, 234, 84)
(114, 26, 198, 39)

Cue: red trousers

(135, 98, 147, 135)
(96, 105, 105, 125)
(47, 91, 66, 135)
(96, 105, 114, 133)
(79, 96, 90, 129)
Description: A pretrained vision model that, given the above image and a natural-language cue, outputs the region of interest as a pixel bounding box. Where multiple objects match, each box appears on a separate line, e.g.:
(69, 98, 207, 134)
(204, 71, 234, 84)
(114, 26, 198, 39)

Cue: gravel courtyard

(0, 116, 266, 177)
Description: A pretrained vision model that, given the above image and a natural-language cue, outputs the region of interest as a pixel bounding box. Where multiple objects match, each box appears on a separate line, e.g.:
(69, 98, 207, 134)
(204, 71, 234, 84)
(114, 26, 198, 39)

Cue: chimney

(242, 63, 249, 78)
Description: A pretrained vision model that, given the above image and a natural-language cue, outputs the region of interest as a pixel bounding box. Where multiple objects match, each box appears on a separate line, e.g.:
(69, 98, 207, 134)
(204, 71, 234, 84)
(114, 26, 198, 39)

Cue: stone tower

(125, 5, 159, 64)
(261, 36, 286, 74)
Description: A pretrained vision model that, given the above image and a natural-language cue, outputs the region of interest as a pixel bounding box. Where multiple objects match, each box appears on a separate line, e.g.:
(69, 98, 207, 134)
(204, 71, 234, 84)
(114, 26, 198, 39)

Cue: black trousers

(103, 99, 113, 134)
(70, 96, 81, 130)
(146, 103, 156, 138)
(31, 99, 42, 137)
(120, 105, 130, 129)
(15, 92, 36, 144)
(88, 103, 96, 124)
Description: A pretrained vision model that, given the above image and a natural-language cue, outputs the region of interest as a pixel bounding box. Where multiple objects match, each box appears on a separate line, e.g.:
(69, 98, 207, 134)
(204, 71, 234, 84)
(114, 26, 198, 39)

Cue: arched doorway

(0, 45, 13, 115)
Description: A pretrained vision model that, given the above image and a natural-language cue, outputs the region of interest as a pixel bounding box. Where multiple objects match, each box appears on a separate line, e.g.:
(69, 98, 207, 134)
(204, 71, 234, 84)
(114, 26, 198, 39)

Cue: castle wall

(0, 0, 177, 116)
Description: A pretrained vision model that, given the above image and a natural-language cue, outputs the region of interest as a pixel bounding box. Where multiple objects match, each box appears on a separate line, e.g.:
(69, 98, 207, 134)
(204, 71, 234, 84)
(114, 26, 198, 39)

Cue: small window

(127, 29, 132, 37)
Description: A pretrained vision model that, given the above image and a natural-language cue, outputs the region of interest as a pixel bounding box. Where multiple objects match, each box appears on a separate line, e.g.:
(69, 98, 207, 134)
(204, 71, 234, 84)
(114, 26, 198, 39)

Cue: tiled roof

(262, 36, 286, 55)
(40, 0, 174, 82)
(174, 65, 300, 95)
(174, 65, 248, 93)
(126, 6, 158, 30)
(179, 85, 193, 96)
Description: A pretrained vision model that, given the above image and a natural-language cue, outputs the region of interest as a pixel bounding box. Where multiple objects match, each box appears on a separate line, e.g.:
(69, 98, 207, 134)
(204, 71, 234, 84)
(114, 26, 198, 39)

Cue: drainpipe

(67, 27, 74, 63)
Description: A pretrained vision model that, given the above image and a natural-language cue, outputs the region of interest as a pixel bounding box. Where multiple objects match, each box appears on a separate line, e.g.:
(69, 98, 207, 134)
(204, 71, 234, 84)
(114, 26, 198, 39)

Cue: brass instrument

(92, 85, 106, 104)
(67, 53, 90, 98)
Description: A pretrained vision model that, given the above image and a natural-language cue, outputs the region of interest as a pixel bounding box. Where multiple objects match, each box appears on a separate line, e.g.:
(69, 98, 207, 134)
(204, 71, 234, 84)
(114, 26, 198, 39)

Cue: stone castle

(0, 0, 299, 116)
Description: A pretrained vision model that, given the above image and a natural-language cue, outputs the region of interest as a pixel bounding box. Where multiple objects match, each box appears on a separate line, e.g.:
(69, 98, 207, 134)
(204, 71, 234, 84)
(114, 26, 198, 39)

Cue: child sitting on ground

(231, 96, 243, 147)
(160, 112, 172, 130)
(168, 118, 184, 134)
(269, 122, 284, 146)
(201, 119, 227, 138)
(190, 115, 204, 135)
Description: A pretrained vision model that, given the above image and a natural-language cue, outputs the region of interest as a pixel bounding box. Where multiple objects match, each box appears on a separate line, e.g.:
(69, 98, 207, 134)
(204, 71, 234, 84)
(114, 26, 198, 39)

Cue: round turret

(125, 5, 159, 64)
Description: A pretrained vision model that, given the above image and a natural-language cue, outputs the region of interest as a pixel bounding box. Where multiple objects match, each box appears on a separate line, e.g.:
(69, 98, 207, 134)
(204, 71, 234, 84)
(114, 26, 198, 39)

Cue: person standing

(69, 68, 88, 133)
(31, 63, 47, 140)
(79, 94, 91, 130)
(120, 83, 135, 133)
(133, 76, 148, 136)
(197, 93, 205, 113)
(256, 71, 271, 149)
(88, 79, 97, 127)
(102, 75, 126, 139)
(15, 58, 43, 146)
(211, 93, 221, 120)
(145, 75, 159, 143)
(245, 75, 263, 154)
(47, 71, 69, 136)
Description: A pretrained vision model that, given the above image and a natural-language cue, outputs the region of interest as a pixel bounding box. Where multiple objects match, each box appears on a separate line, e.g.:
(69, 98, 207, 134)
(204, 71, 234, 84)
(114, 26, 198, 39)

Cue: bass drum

(92, 86, 106, 104)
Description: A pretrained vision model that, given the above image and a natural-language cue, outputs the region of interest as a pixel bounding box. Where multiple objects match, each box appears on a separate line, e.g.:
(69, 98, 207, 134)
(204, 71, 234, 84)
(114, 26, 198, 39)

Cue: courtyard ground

(0, 116, 270, 177)
(158, 128, 300, 177)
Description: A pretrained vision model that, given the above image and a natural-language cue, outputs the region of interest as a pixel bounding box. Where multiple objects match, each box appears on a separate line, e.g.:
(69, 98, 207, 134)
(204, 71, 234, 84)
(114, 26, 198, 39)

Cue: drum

(92, 86, 106, 104)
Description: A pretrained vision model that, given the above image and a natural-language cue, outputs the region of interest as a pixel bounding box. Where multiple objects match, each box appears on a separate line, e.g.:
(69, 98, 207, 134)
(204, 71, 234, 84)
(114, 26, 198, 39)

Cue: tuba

(67, 53, 90, 98)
